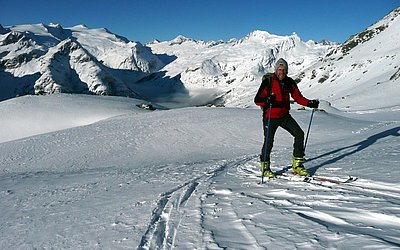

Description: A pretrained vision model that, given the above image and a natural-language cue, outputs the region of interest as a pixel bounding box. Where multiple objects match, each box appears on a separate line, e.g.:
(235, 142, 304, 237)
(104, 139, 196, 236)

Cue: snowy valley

(1, 7, 400, 250)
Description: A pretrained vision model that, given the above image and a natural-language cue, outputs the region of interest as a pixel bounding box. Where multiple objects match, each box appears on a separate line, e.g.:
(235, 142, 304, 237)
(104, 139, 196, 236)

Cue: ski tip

(347, 175, 358, 182)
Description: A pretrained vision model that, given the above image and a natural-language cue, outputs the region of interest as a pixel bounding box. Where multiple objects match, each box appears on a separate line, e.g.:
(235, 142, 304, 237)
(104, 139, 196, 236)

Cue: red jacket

(254, 73, 310, 118)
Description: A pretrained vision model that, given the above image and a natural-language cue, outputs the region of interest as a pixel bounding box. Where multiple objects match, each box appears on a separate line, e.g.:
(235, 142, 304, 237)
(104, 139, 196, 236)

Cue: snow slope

(298, 7, 400, 111)
(1, 7, 399, 250)
(0, 94, 150, 143)
(1, 94, 399, 249)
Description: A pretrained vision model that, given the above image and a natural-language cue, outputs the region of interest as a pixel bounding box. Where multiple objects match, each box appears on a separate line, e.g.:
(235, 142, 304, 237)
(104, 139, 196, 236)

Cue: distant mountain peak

(0, 24, 10, 34)
(49, 22, 61, 27)
(169, 35, 197, 45)
(243, 30, 273, 42)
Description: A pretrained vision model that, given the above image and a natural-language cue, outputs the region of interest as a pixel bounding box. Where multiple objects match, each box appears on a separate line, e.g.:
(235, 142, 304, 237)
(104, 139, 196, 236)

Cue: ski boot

(261, 161, 276, 178)
(292, 156, 309, 176)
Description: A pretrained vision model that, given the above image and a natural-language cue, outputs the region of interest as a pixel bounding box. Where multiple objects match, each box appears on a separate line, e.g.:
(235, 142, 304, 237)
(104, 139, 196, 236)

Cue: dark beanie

(275, 58, 288, 73)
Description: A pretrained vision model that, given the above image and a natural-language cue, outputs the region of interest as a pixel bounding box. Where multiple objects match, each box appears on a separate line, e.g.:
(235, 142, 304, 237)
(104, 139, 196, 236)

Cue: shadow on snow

(307, 126, 400, 175)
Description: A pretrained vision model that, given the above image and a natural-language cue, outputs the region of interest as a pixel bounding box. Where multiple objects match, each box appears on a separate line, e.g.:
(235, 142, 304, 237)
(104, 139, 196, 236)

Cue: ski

(259, 172, 358, 185)
(304, 175, 358, 184)
(279, 172, 358, 184)
(251, 164, 358, 186)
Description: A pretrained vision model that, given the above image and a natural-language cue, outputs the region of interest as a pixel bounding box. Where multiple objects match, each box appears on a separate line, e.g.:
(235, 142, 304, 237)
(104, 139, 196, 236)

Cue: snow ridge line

(179, 181, 199, 207)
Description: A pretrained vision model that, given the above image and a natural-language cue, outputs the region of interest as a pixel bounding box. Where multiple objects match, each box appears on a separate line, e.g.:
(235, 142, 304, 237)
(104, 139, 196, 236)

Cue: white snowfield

(1, 94, 399, 249)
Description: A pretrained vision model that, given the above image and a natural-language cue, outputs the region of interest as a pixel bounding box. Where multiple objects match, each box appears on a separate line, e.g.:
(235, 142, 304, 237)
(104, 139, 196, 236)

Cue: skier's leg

(281, 115, 309, 176)
(281, 115, 305, 158)
(260, 117, 280, 164)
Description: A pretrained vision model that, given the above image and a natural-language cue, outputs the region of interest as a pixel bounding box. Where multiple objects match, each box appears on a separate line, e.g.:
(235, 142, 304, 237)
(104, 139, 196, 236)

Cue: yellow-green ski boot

(261, 161, 276, 178)
(292, 157, 309, 176)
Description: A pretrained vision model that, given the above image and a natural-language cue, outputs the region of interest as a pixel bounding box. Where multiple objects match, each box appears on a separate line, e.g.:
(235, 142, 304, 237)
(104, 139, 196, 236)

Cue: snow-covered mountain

(147, 31, 334, 107)
(0, 23, 164, 100)
(296, 7, 400, 110)
(147, 7, 400, 109)
(1, 8, 400, 249)
(1, 7, 399, 110)
(0, 23, 335, 105)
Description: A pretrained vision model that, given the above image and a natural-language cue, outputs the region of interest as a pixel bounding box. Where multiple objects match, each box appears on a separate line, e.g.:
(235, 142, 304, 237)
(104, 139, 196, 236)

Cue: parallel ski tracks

(137, 156, 253, 250)
(137, 178, 199, 250)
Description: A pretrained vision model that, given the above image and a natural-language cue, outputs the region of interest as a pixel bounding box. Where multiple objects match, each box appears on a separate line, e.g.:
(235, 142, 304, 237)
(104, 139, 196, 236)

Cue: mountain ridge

(1, 7, 399, 109)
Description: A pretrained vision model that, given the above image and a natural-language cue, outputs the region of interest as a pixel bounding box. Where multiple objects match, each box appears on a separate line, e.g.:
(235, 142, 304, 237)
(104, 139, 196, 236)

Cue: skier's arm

(289, 79, 310, 107)
(254, 79, 269, 106)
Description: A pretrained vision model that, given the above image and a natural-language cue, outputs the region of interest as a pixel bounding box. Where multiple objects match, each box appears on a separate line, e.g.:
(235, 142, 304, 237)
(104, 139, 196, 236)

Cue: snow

(2, 9, 398, 109)
(1, 7, 400, 249)
(147, 30, 331, 108)
(1, 94, 399, 249)
(298, 7, 400, 111)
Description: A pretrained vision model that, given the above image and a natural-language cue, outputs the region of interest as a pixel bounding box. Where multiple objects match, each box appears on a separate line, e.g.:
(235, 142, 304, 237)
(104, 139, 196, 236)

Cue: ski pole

(262, 102, 273, 184)
(304, 108, 315, 153)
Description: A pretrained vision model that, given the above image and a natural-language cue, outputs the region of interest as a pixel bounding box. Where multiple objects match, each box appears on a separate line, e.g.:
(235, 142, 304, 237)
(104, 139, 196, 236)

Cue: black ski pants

(260, 114, 305, 163)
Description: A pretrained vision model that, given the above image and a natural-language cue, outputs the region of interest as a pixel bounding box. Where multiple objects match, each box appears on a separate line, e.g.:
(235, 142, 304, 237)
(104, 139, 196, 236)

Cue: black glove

(308, 99, 319, 108)
(265, 94, 276, 104)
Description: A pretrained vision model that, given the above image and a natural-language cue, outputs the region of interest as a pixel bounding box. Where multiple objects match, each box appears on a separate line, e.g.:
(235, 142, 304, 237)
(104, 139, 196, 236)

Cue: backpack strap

(254, 73, 274, 115)
(266, 73, 273, 98)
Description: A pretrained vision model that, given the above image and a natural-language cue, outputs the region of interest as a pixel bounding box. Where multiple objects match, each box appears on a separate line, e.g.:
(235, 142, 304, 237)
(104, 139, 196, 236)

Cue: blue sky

(1, 0, 398, 43)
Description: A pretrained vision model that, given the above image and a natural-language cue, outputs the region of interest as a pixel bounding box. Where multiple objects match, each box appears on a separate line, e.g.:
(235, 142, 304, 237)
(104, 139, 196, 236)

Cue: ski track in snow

(1, 96, 400, 249)
(134, 155, 400, 249)
(2, 142, 400, 249)
(237, 158, 400, 249)
(137, 156, 255, 250)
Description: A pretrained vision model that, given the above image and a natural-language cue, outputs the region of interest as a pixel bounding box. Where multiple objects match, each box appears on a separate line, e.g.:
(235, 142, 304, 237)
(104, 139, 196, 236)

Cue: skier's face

(276, 66, 287, 80)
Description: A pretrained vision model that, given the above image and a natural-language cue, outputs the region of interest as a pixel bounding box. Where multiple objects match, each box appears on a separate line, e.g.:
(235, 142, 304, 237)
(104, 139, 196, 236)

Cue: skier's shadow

(306, 126, 400, 176)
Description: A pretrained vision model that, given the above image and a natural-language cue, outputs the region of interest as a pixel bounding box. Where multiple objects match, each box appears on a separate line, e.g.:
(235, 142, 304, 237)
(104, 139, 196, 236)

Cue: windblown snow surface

(0, 94, 399, 249)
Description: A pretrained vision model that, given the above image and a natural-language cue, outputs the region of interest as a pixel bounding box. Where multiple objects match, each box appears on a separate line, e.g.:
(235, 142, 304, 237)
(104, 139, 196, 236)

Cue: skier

(254, 58, 319, 178)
